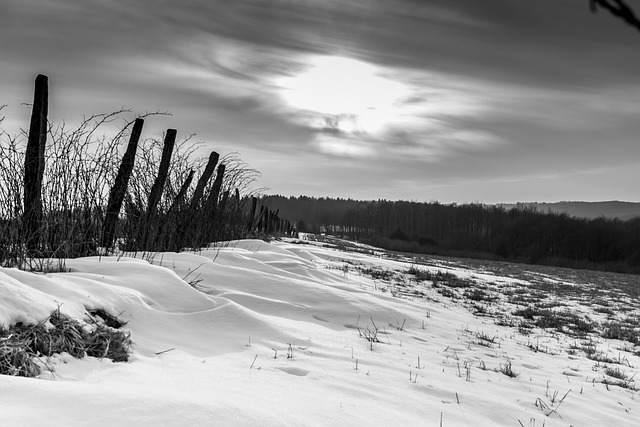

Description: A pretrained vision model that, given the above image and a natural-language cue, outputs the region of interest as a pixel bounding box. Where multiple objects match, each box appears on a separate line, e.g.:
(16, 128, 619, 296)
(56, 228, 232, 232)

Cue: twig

(592, 0, 640, 33)
(155, 348, 175, 355)
(547, 389, 571, 416)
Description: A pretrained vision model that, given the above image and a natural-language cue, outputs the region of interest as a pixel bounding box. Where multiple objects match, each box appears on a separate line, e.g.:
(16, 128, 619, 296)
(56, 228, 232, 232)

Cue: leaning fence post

(168, 169, 194, 215)
(234, 188, 241, 213)
(273, 209, 280, 234)
(143, 129, 176, 248)
(166, 169, 195, 251)
(189, 151, 219, 210)
(101, 118, 144, 249)
(219, 190, 230, 213)
(247, 197, 257, 231)
(204, 163, 226, 213)
(256, 205, 264, 232)
(23, 74, 48, 253)
(267, 210, 274, 233)
(265, 208, 271, 233)
(147, 129, 176, 215)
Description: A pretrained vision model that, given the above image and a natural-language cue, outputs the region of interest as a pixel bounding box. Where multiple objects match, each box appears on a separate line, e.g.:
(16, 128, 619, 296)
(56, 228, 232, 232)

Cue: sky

(2, 0, 640, 204)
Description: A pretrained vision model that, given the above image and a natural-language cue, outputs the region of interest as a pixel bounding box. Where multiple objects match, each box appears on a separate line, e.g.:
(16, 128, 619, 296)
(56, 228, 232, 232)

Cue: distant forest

(261, 195, 640, 274)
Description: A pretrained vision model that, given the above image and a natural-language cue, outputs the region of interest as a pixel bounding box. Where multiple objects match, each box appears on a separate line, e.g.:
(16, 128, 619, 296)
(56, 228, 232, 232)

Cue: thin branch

(591, 0, 640, 33)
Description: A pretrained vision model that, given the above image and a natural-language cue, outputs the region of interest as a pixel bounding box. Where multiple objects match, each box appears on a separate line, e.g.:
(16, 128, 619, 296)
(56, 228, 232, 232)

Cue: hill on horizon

(498, 201, 640, 220)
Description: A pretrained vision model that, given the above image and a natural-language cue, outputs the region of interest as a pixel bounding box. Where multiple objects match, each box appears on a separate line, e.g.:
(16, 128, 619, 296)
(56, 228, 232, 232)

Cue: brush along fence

(0, 74, 294, 266)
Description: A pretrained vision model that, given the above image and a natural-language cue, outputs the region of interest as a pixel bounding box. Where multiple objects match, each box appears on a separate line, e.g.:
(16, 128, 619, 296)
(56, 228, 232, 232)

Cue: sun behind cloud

(276, 55, 409, 136)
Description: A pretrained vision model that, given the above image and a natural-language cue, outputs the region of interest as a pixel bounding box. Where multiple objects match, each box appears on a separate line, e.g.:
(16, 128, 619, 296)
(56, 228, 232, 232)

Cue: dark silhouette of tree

(262, 195, 640, 274)
(590, 0, 640, 33)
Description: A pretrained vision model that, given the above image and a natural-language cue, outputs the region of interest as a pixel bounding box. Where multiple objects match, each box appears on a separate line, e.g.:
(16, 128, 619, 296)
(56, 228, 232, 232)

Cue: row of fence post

(253, 206, 294, 235)
(21, 74, 294, 255)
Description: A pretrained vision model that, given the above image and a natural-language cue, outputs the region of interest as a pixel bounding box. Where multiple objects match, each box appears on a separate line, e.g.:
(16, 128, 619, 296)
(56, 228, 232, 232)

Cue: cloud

(3, 0, 640, 203)
(312, 134, 377, 158)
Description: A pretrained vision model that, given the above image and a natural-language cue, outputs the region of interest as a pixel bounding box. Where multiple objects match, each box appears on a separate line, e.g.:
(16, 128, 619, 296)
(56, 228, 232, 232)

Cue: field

(1, 235, 639, 426)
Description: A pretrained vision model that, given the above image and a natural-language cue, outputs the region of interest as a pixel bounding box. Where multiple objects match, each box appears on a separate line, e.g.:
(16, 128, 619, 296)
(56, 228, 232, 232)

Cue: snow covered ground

(1, 238, 638, 426)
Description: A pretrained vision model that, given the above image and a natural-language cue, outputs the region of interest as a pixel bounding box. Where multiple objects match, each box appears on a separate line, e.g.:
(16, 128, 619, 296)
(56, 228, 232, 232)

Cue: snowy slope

(0, 239, 638, 426)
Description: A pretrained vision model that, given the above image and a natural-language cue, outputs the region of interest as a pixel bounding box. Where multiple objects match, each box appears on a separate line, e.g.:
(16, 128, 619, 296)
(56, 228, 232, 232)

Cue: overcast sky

(2, 0, 640, 203)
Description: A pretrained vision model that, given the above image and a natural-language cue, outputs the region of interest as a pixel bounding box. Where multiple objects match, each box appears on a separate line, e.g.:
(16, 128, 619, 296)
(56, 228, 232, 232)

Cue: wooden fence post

(219, 190, 230, 213)
(267, 210, 274, 233)
(234, 188, 241, 213)
(168, 169, 195, 215)
(23, 74, 48, 253)
(165, 169, 195, 251)
(247, 197, 257, 231)
(256, 205, 264, 232)
(101, 118, 144, 249)
(189, 151, 219, 210)
(204, 163, 226, 213)
(147, 129, 176, 215)
(143, 129, 176, 248)
(267, 209, 273, 233)
(273, 209, 280, 234)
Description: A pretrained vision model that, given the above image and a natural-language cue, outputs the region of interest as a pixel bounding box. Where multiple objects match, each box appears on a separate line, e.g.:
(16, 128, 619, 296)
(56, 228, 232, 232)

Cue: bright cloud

(276, 56, 409, 135)
(268, 53, 507, 160)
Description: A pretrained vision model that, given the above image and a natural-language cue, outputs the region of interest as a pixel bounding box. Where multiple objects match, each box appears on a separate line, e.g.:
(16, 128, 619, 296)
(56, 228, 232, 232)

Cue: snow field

(0, 239, 638, 426)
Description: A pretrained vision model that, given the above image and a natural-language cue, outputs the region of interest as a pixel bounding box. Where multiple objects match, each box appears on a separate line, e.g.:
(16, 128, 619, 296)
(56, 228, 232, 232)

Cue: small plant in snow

(287, 343, 293, 359)
(390, 318, 406, 331)
(497, 360, 518, 378)
(475, 331, 497, 344)
(358, 318, 381, 351)
(535, 388, 571, 417)
(604, 366, 629, 380)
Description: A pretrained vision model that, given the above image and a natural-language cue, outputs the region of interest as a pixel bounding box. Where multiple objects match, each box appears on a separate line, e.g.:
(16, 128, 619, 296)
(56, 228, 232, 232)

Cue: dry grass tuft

(0, 336, 42, 377)
(85, 325, 132, 362)
(0, 309, 132, 378)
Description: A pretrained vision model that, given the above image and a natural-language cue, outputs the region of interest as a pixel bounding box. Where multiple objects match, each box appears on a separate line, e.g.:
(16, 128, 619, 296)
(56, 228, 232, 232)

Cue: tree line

(261, 195, 640, 274)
